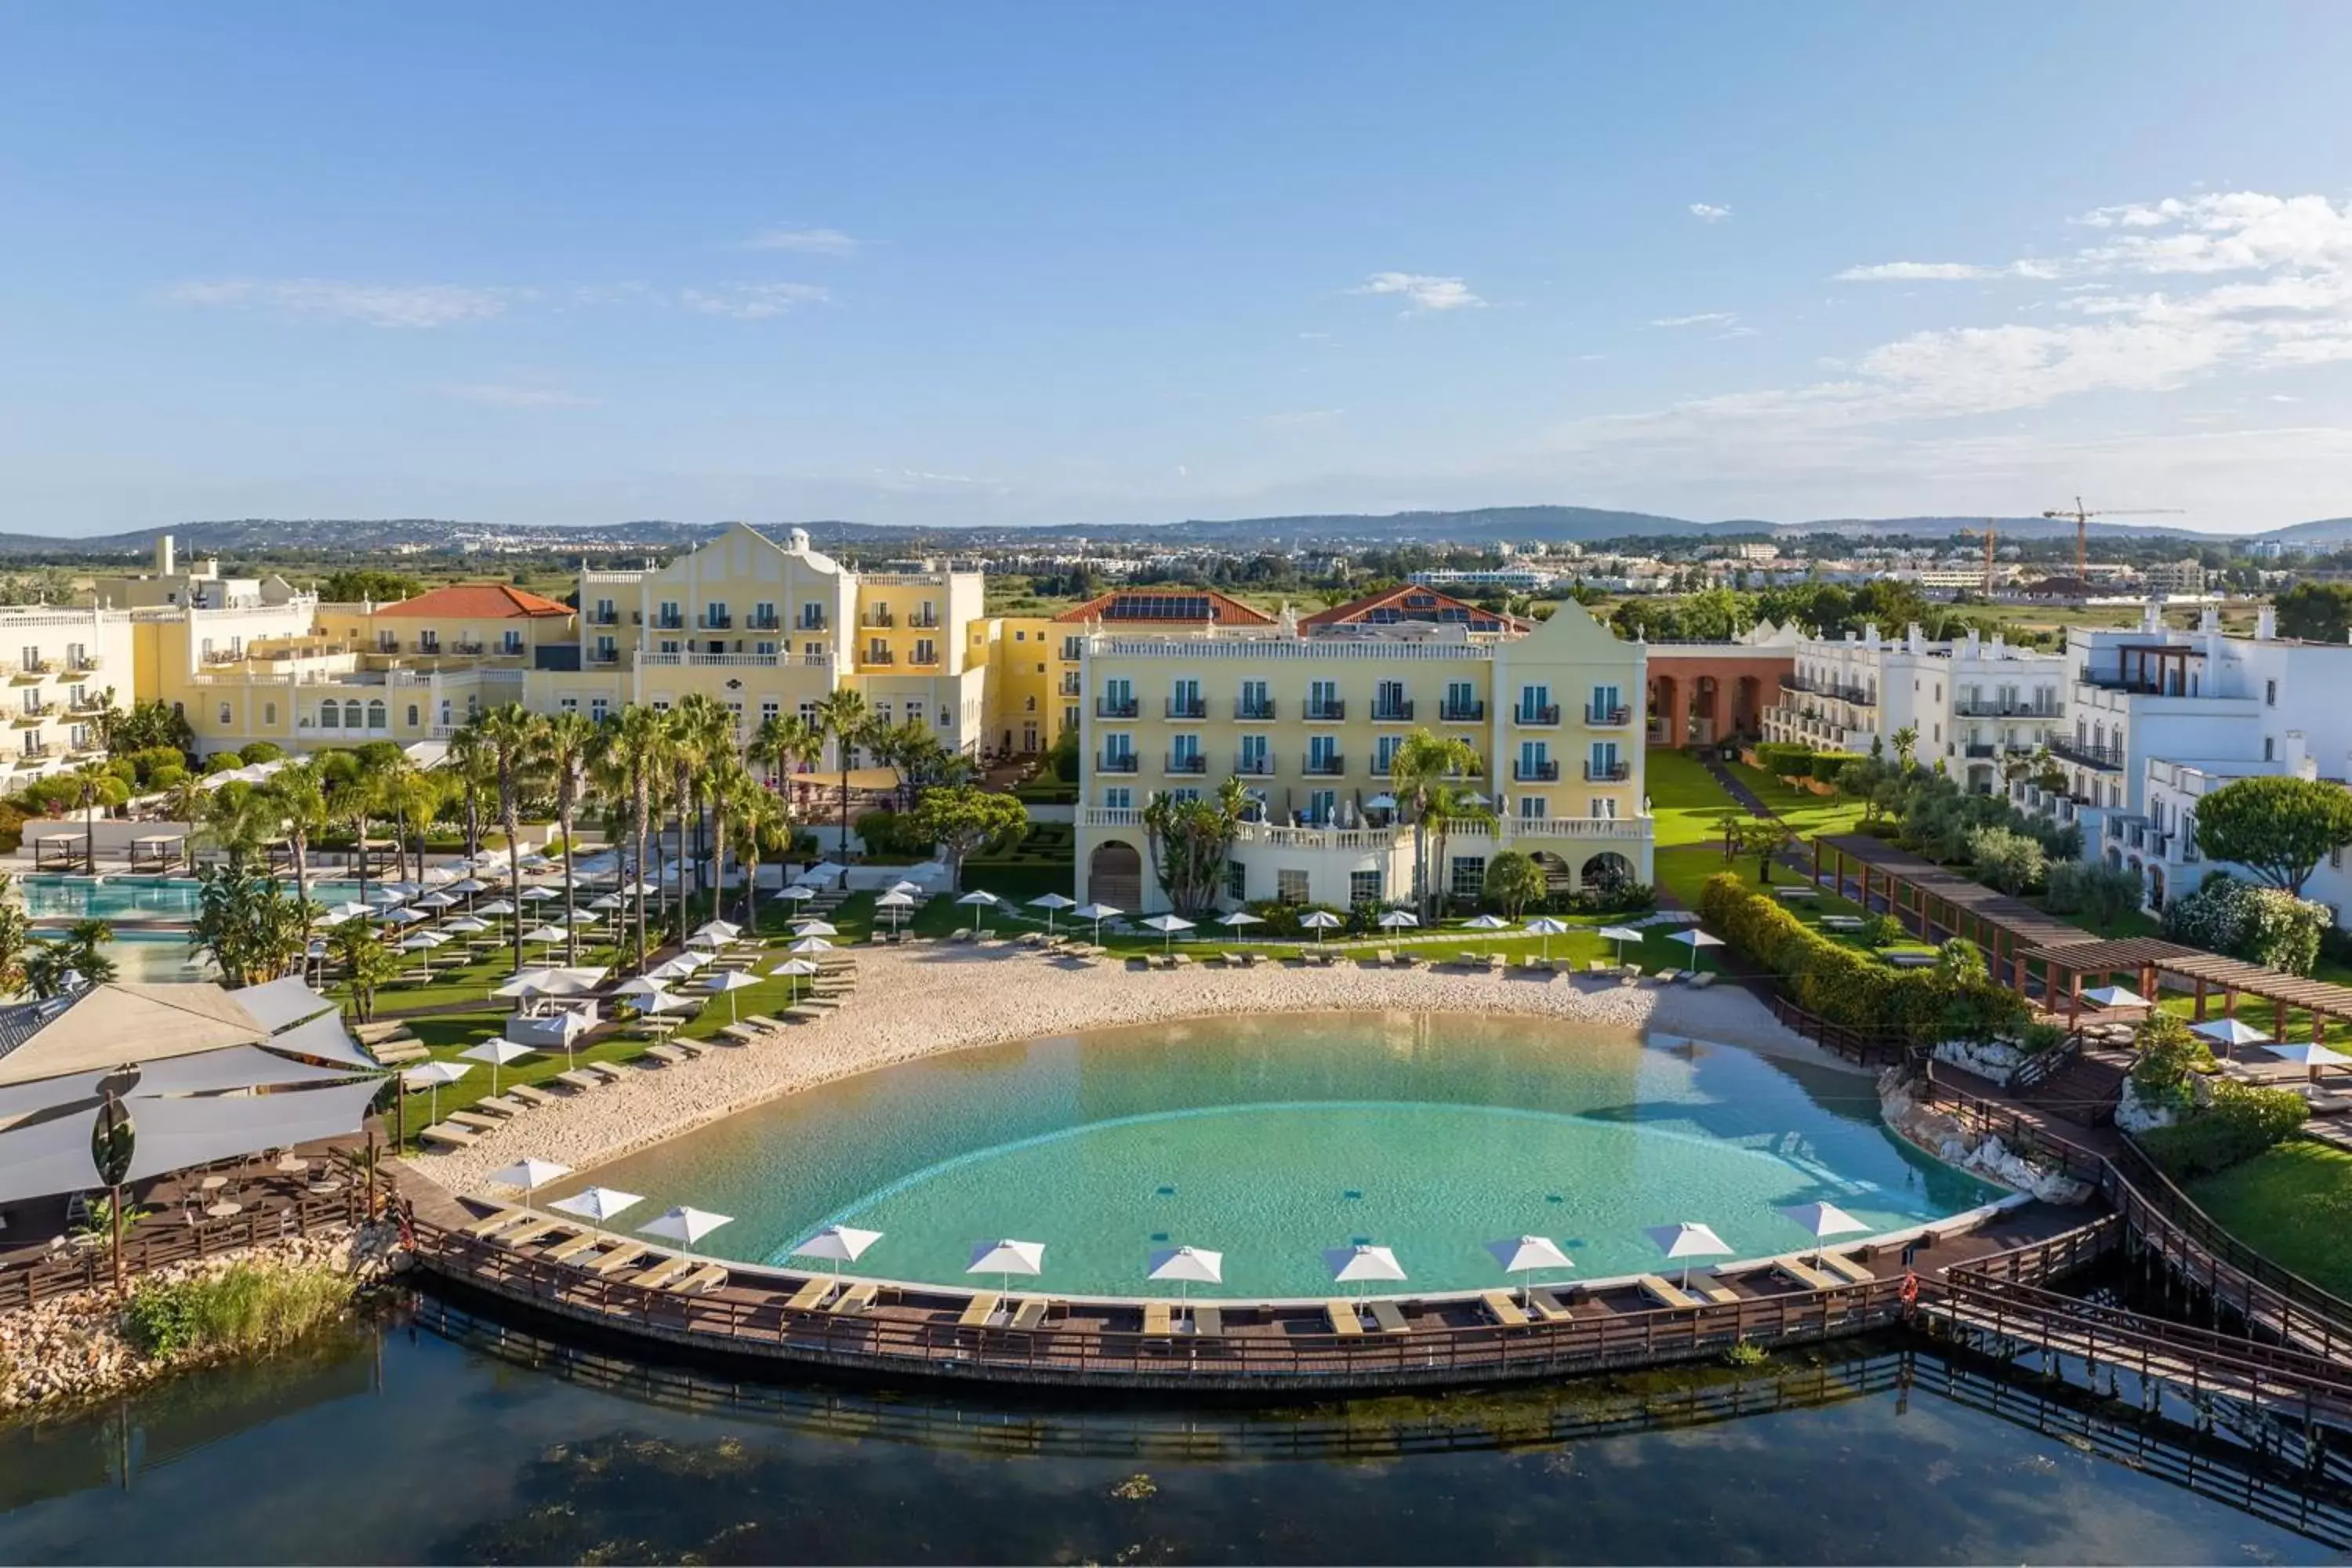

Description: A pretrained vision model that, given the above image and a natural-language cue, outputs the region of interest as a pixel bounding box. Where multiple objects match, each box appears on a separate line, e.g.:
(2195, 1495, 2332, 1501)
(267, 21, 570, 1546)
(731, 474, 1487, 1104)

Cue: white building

(1760, 624, 2066, 793)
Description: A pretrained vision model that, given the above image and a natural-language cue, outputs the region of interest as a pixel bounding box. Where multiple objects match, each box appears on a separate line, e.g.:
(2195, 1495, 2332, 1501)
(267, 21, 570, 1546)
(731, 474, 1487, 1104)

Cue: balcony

(906, 651, 941, 668)
(1234, 699, 1276, 721)
(1583, 760, 1631, 782)
(698, 614, 733, 631)
(1234, 754, 1275, 776)
(1305, 700, 1347, 722)
(1585, 704, 1632, 727)
(797, 615, 829, 633)
(1964, 742, 1998, 759)
(450, 641, 486, 655)
(1165, 697, 1207, 720)
(67, 692, 104, 714)
(1301, 753, 1346, 777)
(654, 615, 685, 632)
(1515, 703, 1561, 727)
(14, 707, 49, 726)
(589, 649, 620, 665)
(1514, 759, 1561, 782)
(1780, 676, 1874, 706)
(2049, 735, 2125, 771)
(1096, 696, 1139, 719)
(1371, 699, 1416, 723)
(1165, 753, 1208, 775)
(863, 648, 896, 666)
(908, 612, 940, 630)
(589, 611, 619, 626)
(1952, 701, 2058, 718)
(66, 655, 99, 673)
(1059, 675, 1082, 696)
(862, 608, 895, 629)
(1439, 700, 1486, 724)
(1098, 752, 1139, 775)
(747, 614, 781, 631)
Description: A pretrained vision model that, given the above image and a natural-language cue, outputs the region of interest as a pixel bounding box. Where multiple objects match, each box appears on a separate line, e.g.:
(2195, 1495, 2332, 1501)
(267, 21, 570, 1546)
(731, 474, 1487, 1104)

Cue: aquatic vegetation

(122, 1261, 354, 1359)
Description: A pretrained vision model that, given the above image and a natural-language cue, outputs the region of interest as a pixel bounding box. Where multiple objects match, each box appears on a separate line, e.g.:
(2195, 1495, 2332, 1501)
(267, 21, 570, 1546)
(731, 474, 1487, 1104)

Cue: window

(1014, 629, 1026, 642)
(1308, 735, 1338, 771)
(799, 701, 819, 725)
(590, 698, 609, 722)
(318, 701, 340, 729)
(658, 600, 681, 628)
(264, 702, 277, 726)
(1589, 684, 1621, 722)
(216, 702, 231, 726)
(1170, 733, 1203, 770)
(1519, 795, 1548, 820)
(503, 630, 524, 654)
(1349, 869, 1384, 906)
(1450, 856, 1486, 899)
(1226, 861, 1247, 903)
(1063, 705, 1080, 734)
(1277, 869, 1310, 906)
(2267, 679, 2278, 707)
(1589, 797, 1618, 819)
(1306, 789, 1337, 824)
(1239, 679, 1271, 718)
(1308, 678, 1341, 719)
(1062, 636, 1084, 661)
(418, 630, 439, 653)
(1103, 786, 1132, 809)
(1239, 733, 1269, 774)
(913, 637, 937, 665)
(800, 601, 826, 630)
(366, 699, 387, 730)
(2265, 736, 2276, 761)
(1025, 695, 1037, 712)
(1375, 734, 1403, 773)
(761, 699, 779, 722)
(1518, 684, 1552, 723)
(594, 597, 615, 622)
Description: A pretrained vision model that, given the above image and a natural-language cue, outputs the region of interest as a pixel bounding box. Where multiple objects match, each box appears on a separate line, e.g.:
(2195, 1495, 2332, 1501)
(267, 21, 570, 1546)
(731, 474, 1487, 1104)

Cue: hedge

(1809, 751, 1864, 784)
(1754, 742, 1816, 779)
(2139, 1082, 2310, 1179)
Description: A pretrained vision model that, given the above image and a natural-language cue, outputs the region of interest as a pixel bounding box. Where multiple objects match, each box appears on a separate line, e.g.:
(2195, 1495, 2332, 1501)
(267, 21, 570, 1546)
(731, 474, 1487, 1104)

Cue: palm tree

(814, 688, 871, 871)
(447, 723, 495, 862)
(67, 760, 111, 873)
(731, 774, 785, 933)
(162, 772, 207, 873)
(328, 768, 384, 906)
(328, 921, 402, 1023)
(590, 705, 666, 972)
(666, 695, 731, 914)
(748, 711, 822, 793)
(266, 760, 330, 937)
(384, 761, 442, 888)
(702, 755, 756, 924)
(474, 703, 538, 975)
(1388, 729, 1484, 919)
(534, 709, 597, 964)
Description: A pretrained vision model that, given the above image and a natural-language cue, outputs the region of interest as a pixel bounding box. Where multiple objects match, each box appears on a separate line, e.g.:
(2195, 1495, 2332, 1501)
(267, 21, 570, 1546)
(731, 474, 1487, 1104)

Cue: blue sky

(5, 3, 2351, 535)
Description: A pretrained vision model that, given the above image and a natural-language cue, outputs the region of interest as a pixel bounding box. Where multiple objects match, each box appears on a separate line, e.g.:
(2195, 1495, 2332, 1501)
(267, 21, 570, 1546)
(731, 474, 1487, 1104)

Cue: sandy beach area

(408, 943, 1857, 1196)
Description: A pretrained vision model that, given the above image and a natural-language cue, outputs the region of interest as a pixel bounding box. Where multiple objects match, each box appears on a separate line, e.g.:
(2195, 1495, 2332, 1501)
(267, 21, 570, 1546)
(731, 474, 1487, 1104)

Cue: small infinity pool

(565, 1012, 1997, 1298)
(12, 874, 367, 923)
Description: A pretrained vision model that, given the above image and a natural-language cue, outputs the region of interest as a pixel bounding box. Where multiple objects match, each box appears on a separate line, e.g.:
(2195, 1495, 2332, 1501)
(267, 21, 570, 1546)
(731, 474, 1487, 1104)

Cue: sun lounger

(717, 1022, 762, 1046)
(674, 1263, 730, 1294)
(784, 1004, 828, 1022)
(583, 1245, 652, 1278)
(474, 1094, 525, 1118)
(446, 1109, 504, 1133)
(1587, 960, 1613, 975)
(583, 1062, 625, 1084)
(785, 1277, 838, 1312)
(1637, 1274, 1702, 1311)
(1693, 1276, 1742, 1306)
(1619, 966, 1642, 985)
(498, 1218, 566, 1249)
(1479, 1289, 1530, 1327)
(643, 1043, 689, 1065)
(546, 1230, 607, 1263)
(1773, 1258, 1842, 1292)
(1192, 1305, 1223, 1338)
(957, 1292, 1003, 1328)
(739, 1014, 785, 1033)
(1367, 1300, 1411, 1334)
(1815, 1253, 1875, 1287)
(1142, 1301, 1175, 1335)
(632, 1255, 694, 1290)
(419, 1122, 478, 1149)
(1373, 949, 1396, 967)
(1524, 1287, 1573, 1323)
(1690, 971, 1716, 989)
(829, 1280, 880, 1315)
(554, 1069, 602, 1094)
(507, 1083, 558, 1109)
(1323, 1301, 1365, 1336)
(461, 1205, 527, 1238)
(1009, 1296, 1050, 1330)
(669, 1036, 707, 1058)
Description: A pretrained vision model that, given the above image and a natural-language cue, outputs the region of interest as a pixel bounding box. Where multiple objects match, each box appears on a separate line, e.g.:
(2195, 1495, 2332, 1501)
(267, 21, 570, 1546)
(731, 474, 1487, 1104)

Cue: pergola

(1810, 835, 2094, 992)
(129, 833, 183, 873)
(2019, 937, 2352, 1044)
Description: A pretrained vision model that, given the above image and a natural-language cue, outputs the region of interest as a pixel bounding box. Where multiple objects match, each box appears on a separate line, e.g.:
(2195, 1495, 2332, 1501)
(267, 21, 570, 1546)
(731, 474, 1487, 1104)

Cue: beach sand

(408, 944, 1854, 1194)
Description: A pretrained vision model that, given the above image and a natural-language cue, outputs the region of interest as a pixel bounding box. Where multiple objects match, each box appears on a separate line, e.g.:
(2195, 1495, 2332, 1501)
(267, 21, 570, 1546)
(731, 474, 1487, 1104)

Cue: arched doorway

(1732, 674, 1762, 739)
(2147, 863, 2167, 911)
(1530, 851, 1574, 897)
(2104, 846, 2124, 871)
(1087, 840, 1143, 909)
(1581, 852, 1636, 895)
(1646, 674, 1679, 747)
(1688, 677, 1719, 746)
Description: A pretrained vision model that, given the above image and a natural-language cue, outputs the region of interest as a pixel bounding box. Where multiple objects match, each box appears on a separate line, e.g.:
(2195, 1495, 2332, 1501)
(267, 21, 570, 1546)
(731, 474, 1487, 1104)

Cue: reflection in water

(0, 1294, 2345, 1565)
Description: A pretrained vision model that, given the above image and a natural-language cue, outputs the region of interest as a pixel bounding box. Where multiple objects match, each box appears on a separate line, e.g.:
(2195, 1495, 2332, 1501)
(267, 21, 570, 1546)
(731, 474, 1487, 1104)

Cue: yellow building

(1073, 590, 1652, 914)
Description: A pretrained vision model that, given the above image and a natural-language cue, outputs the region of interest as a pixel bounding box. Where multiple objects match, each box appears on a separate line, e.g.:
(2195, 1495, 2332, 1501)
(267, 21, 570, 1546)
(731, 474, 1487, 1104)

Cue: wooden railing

(1766, 994, 1915, 1068)
(0, 1179, 374, 1313)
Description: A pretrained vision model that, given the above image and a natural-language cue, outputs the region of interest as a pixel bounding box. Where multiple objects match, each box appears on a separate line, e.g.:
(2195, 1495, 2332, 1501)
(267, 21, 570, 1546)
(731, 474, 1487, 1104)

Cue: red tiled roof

(376, 583, 575, 619)
(1301, 584, 1529, 633)
(1051, 588, 1276, 626)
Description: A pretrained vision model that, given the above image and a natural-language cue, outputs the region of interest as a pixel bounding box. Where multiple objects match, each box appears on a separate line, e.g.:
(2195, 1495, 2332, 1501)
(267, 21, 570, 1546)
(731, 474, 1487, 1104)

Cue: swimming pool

(40, 927, 214, 983)
(564, 1012, 1997, 1298)
(12, 874, 368, 923)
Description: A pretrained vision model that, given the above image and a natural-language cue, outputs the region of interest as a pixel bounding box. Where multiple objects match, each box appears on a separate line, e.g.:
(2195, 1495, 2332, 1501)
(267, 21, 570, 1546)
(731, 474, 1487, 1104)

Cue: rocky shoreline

(0, 1220, 403, 1418)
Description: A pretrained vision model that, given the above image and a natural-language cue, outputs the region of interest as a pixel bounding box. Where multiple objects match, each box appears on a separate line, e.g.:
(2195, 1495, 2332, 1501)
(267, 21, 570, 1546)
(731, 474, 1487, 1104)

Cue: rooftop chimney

(156, 534, 175, 577)
(2199, 605, 2220, 633)
(2257, 604, 2277, 641)
(1906, 622, 1925, 655)
(2142, 598, 2163, 634)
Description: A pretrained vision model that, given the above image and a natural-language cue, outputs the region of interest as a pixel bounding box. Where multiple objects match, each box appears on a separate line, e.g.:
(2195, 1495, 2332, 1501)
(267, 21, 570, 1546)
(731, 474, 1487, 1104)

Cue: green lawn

(383, 1007, 668, 1155)
(1721, 760, 1870, 840)
(2189, 1140, 2352, 1301)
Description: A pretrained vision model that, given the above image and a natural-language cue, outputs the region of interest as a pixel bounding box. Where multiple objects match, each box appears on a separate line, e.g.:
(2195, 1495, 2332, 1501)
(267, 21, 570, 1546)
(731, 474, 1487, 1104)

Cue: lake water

(0, 1298, 2337, 1564)
(564, 1012, 1996, 1296)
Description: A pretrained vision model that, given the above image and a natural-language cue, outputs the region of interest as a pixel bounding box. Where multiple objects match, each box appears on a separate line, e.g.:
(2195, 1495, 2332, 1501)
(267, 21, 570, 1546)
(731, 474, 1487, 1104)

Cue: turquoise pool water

(567, 1012, 1997, 1298)
(13, 874, 366, 923)
(66, 927, 212, 983)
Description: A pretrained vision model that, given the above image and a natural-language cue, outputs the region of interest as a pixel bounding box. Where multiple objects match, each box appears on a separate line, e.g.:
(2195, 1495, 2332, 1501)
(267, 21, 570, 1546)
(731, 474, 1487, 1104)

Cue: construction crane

(2042, 497, 2187, 580)
(1958, 524, 1998, 596)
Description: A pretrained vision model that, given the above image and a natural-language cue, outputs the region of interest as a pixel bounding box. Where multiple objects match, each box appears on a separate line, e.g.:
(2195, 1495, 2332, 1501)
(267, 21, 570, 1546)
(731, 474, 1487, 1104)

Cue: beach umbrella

(687, 929, 728, 950)
(446, 877, 487, 895)
(791, 918, 839, 938)
(906, 861, 949, 884)
(888, 879, 924, 896)
(1669, 928, 1726, 973)
(521, 923, 568, 946)
(798, 861, 847, 887)
(619, 879, 660, 897)
(461, 1037, 537, 1096)
(793, 1224, 883, 1278)
(1463, 914, 1510, 931)
(380, 906, 428, 927)
(1364, 793, 1398, 813)
(1645, 1221, 1733, 1290)
(474, 898, 517, 917)
(1781, 1202, 1870, 1272)
(487, 1157, 571, 1213)
(2267, 1041, 2352, 1081)
(1597, 924, 1645, 964)
(1074, 902, 1122, 943)
(1147, 1243, 1224, 1308)
(956, 889, 1000, 935)
(1485, 1235, 1573, 1308)
(968, 1237, 1046, 1295)
(1377, 910, 1419, 931)
(1217, 910, 1264, 931)
(549, 1186, 644, 1225)
(396, 934, 443, 954)
(1324, 1244, 1406, 1311)
(323, 901, 372, 923)
(706, 967, 761, 1020)
(612, 975, 669, 1000)
(2192, 1016, 2271, 1058)
(518, 886, 561, 903)
(401, 1059, 471, 1124)
(646, 956, 700, 982)
(1029, 891, 1076, 935)
(1142, 913, 1195, 953)
(695, 919, 743, 942)
(777, 884, 818, 906)
(1299, 909, 1343, 946)
(643, 989, 699, 1016)
(789, 935, 833, 956)
(441, 915, 490, 935)
(2081, 984, 2151, 1011)
(588, 892, 623, 911)
(415, 891, 459, 910)
(639, 1205, 733, 1263)
(873, 890, 915, 933)
(1524, 916, 1570, 963)
(672, 948, 712, 972)
(769, 956, 820, 1002)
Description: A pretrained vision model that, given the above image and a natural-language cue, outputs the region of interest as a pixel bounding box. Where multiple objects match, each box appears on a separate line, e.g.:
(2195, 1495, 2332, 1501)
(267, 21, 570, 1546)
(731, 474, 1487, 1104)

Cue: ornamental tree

(1483, 851, 1548, 920)
(2193, 775, 2352, 894)
(909, 784, 1030, 892)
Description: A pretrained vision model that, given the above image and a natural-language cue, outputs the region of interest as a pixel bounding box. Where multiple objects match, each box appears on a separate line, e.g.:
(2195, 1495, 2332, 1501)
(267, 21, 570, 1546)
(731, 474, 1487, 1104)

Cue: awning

(228, 976, 334, 1033)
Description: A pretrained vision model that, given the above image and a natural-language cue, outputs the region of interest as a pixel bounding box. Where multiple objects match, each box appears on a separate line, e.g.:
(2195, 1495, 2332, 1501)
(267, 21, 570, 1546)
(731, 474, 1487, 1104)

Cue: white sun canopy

(227, 976, 335, 1033)
(123, 1078, 382, 1185)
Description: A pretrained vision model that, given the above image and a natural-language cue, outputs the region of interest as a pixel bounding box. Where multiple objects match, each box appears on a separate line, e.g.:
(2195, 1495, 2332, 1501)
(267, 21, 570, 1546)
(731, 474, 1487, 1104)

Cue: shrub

(2018, 1021, 2067, 1057)
(2129, 1012, 2216, 1109)
(238, 741, 284, 765)
(1241, 899, 1347, 940)
(1809, 751, 1863, 784)
(147, 763, 187, 793)
(104, 757, 138, 786)
(1967, 826, 2045, 895)
(1755, 742, 1815, 779)
(853, 809, 929, 858)
(1858, 913, 1902, 949)
(1483, 851, 1547, 920)
(126, 746, 189, 783)
(203, 753, 242, 774)
(2162, 873, 2328, 975)
(122, 1261, 354, 1359)
(2140, 1083, 2310, 1179)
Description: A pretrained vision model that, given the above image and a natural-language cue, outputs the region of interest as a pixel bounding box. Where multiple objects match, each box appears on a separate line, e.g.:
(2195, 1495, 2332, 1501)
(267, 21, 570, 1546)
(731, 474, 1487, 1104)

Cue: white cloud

(166, 278, 513, 328)
(1688, 203, 1732, 223)
(1352, 272, 1485, 313)
(445, 383, 598, 408)
(1650, 311, 1740, 328)
(1836, 261, 2002, 282)
(743, 226, 861, 256)
(680, 282, 831, 319)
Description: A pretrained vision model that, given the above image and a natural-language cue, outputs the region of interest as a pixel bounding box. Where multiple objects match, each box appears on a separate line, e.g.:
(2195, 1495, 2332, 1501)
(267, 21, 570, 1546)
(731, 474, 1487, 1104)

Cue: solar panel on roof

(1106, 593, 1211, 621)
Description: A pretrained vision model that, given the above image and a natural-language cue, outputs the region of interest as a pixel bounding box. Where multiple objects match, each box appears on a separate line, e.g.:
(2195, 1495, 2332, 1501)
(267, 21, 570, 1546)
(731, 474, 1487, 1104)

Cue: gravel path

(408, 944, 1853, 1195)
